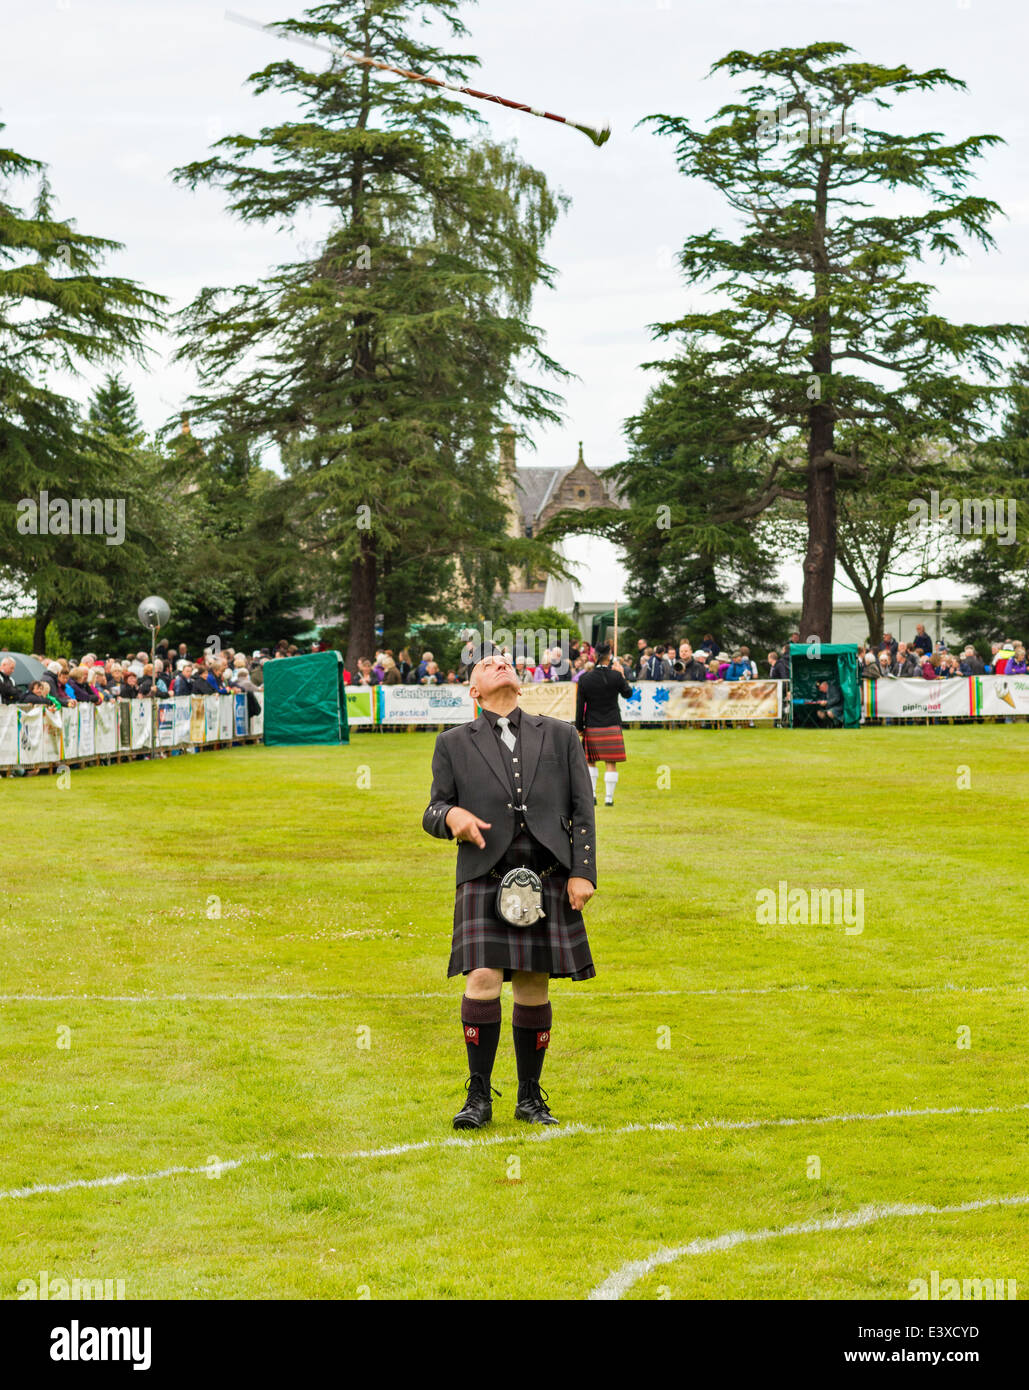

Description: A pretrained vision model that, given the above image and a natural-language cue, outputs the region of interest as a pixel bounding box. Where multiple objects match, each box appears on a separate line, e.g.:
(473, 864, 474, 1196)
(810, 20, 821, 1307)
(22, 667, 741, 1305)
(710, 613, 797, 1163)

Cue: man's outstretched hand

(567, 876, 595, 912)
(445, 807, 492, 848)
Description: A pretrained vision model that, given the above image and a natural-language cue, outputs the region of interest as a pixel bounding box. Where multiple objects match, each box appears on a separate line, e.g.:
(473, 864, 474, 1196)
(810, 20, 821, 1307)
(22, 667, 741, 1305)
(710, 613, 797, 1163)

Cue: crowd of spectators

(351, 634, 785, 686)
(347, 641, 615, 688)
(2, 623, 1022, 712)
(0, 639, 270, 709)
(855, 627, 1026, 681)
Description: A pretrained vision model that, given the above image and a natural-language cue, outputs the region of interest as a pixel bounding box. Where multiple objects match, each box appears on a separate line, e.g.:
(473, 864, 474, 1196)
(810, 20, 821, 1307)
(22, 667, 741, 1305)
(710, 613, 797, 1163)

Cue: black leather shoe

(514, 1078, 559, 1125)
(453, 1074, 499, 1130)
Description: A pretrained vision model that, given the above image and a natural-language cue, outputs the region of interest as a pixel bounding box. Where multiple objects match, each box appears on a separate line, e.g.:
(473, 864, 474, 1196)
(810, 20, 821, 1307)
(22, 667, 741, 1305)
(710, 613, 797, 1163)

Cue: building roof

(511, 445, 624, 528)
(513, 468, 563, 525)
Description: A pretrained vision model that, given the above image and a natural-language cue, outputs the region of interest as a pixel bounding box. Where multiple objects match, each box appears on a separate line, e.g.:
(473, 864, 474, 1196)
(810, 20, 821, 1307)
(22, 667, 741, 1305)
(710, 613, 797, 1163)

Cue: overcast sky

(4, 0, 1026, 605)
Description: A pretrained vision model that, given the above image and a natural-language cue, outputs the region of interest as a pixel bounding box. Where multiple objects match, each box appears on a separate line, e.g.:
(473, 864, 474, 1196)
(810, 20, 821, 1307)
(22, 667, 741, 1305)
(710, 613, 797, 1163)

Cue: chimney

(499, 423, 516, 474)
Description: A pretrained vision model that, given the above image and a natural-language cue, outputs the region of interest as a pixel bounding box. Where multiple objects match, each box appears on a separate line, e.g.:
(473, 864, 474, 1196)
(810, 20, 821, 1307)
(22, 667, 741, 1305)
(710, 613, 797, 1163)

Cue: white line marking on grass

(0, 1154, 273, 1200)
(3, 1103, 1026, 1203)
(587, 1193, 1029, 1301)
(1, 984, 1024, 1003)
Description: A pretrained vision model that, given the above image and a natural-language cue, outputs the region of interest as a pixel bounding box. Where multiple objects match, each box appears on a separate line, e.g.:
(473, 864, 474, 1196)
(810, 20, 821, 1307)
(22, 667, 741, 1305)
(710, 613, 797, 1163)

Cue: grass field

(1, 725, 1026, 1301)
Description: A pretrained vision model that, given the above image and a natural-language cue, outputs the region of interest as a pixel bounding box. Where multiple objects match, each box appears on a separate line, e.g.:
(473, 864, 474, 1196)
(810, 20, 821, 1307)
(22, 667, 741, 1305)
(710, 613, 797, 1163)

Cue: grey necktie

(496, 715, 516, 751)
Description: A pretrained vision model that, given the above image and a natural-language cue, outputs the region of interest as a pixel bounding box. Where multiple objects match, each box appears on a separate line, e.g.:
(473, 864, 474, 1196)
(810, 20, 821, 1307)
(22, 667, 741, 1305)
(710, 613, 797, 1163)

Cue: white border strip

(3, 1102, 1025, 1202)
(0, 984, 1023, 1003)
(588, 1193, 1029, 1301)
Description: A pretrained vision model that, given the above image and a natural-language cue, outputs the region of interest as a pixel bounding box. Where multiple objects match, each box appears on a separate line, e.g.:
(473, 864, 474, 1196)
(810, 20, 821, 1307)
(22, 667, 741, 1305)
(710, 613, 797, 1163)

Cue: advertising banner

(518, 683, 577, 721)
(620, 680, 782, 722)
(190, 697, 206, 744)
(862, 677, 976, 720)
(18, 706, 44, 764)
(43, 707, 63, 762)
(379, 684, 476, 724)
(204, 695, 220, 742)
(62, 705, 78, 761)
(157, 701, 176, 746)
(218, 693, 234, 741)
(78, 703, 95, 758)
(95, 702, 118, 754)
(345, 687, 377, 726)
(174, 696, 191, 744)
(0, 705, 19, 764)
(979, 673, 1029, 716)
(131, 700, 152, 749)
(118, 700, 133, 749)
(234, 691, 247, 738)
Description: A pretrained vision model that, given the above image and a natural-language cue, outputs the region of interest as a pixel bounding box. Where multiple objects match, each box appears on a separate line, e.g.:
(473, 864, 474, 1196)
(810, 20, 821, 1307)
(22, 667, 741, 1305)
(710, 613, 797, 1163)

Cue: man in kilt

(423, 646, 597, 1130)
(574, 643, 632, 805)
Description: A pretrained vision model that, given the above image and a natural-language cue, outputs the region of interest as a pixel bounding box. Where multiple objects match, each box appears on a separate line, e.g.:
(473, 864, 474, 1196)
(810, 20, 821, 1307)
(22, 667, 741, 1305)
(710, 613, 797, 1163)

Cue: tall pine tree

(0, 134, 165, 648)
(172, 0, 568, 666)
(950, 355, 1029, 642)
(644, 44, 1027, 640)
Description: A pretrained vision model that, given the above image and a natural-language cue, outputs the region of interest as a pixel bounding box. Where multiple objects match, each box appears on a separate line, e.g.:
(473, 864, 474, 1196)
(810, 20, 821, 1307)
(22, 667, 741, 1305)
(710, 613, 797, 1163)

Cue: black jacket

(575, 664, 632, 729)
(677, 658, 709, 682)
(423, 712, 596, 887)
(0, 671, 24, 703)
(769, 657, 790, 681)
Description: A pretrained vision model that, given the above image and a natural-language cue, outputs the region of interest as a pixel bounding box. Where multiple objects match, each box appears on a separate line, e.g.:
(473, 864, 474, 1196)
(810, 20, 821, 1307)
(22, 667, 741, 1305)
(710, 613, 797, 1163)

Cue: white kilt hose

(448, 829, 596, 981)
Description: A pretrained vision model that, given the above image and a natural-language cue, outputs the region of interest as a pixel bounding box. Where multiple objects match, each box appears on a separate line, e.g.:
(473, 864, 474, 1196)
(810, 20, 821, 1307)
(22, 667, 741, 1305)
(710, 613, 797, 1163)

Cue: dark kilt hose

(449, 827, 595, 981)
(581, 724, 626, 764)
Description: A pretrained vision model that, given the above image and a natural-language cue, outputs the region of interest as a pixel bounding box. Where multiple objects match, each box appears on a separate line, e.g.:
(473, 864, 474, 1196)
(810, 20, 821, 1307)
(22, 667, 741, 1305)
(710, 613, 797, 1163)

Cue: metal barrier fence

(346, 676, 1029, 728)
(0, 693, 264, 773)
(3, 675, 1024, 774)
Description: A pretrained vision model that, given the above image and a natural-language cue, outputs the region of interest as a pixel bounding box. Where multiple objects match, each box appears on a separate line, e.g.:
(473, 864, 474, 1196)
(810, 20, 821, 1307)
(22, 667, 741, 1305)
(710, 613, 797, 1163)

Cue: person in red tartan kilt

(423, 645, 597, 1131)
(574, 643, 633, 806)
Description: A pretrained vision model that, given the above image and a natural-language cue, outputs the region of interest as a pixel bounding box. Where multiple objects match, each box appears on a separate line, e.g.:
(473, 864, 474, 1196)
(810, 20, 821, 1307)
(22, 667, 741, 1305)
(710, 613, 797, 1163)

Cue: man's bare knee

(466, 967, 503, 998)
(511, 970, 549, 1004)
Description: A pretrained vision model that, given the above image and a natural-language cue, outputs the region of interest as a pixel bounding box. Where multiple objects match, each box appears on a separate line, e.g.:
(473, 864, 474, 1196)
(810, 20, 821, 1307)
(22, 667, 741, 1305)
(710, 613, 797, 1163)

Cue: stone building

(498, 425, 625, 612)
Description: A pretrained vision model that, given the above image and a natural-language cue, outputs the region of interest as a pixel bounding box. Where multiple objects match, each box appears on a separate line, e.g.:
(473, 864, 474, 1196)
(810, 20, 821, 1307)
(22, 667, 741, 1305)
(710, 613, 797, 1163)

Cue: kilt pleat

(448, 830, 596, 981)
(582, 724, 626, 763)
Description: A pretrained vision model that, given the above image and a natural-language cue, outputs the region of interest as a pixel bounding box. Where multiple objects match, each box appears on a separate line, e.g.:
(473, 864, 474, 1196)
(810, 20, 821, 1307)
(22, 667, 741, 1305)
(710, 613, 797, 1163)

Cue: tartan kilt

(582, 724, 626, 763)
(448, 830, 596, 982)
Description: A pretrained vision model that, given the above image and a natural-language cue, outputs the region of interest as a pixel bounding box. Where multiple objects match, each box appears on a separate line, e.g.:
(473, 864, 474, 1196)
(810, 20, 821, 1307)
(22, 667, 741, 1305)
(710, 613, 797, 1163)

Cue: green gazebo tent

(788, 643, 861, 729)
(261, 650, 349, 746)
